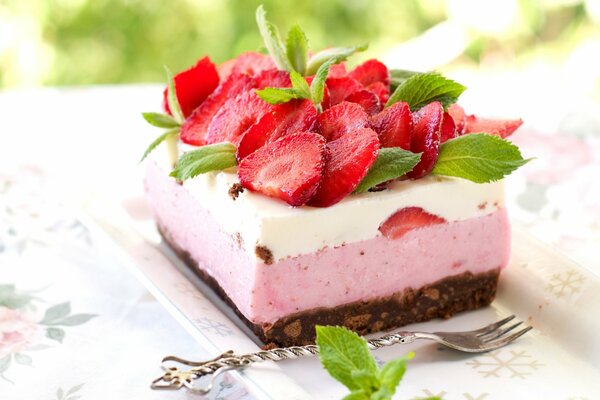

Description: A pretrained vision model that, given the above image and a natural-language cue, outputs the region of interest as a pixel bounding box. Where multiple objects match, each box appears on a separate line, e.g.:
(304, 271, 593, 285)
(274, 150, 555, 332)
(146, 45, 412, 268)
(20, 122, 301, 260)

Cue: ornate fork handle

(151, 331, 417, 393)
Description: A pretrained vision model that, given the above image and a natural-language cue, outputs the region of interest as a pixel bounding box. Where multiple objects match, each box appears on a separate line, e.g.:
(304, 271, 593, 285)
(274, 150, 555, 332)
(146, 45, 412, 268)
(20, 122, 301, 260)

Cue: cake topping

(141, 5, 530, 207)
(379, 207, 447, 240)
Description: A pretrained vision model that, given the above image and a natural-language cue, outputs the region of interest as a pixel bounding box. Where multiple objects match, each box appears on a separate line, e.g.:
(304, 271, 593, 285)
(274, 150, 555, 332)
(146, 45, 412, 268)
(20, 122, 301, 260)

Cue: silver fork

(151, 315, 531, 394)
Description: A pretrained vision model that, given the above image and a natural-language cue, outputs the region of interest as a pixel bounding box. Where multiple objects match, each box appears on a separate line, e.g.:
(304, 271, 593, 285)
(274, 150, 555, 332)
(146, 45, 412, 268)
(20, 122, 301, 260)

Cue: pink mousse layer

(145, 162, 511, 324)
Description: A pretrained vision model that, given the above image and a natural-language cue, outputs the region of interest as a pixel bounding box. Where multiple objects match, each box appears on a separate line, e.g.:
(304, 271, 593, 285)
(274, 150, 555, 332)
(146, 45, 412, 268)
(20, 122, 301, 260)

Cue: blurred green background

(1, 0, 600, 91)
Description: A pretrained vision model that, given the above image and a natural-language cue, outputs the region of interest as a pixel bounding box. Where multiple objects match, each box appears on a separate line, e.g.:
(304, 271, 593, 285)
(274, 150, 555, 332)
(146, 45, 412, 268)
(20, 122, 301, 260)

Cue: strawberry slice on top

(238, 132, 326, 206)
(309, 127, 379, 207)
(348, 59, 390, 87)
(370, 101, 412, 149)
(218, 52, 276, 80)
(325, 77, 364, 108)
(237, 99, 317, 161)
(205, 90, 273, 146)
(366, 81, 390, 105)
(407, 101, 443, 179)
(448, 104, 466, 134)
(255, 69, 292, 89)
(440, 111, 457, 143)
(317, 101, 370, 141)
(379, 207, 446, 239)
(180, 73, 256, 146)
(163, 56, 220, 118)
(344, 89, 381, 115)
(463, 115, 523, 138)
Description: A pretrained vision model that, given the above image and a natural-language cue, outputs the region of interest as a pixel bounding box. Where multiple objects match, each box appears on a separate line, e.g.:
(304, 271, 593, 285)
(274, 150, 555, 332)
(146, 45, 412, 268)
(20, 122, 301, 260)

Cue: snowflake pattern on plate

(194, 317, 234, 337)
(466, 349, 544, 379)
(545, 269, 586, 299)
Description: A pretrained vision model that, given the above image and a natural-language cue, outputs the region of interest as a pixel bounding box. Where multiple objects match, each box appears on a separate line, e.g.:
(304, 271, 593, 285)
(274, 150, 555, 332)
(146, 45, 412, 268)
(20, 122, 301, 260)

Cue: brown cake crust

(158, 224, 499, 348)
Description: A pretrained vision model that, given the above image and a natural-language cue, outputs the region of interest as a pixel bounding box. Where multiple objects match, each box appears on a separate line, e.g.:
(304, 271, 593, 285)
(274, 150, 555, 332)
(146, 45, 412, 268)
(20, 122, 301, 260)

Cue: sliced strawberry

(463, 116, 523, 138)
(180, 73, 256, 146)
(440, 112, 457, 143)
(238, 132, 326, 206)
(329, 63, 348, 78)
(237, 99, 318, 160)
(348, 59, 390, 87)
(407, 101, 443, 179)
(217, 58, 237, 80)
(163, 56, 220, 118)
(309, 128, 379, 207)
(205, 90, 273, 146)
(344, 89, 381, 115)
(379, 207, 446, 240)
(316, 101, 369, 141)
(225, 52, 276, 79)
(325, 77, 363, 108)
(255, 69, 292, 89)
(367, 81, 390, 105)
(448, 104, 466, 134)
(370, 101, 412, 149)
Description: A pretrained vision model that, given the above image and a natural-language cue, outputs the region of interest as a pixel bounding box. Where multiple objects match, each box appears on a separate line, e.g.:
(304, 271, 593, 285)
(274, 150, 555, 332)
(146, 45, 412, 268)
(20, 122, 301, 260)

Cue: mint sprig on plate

(432, 133, 531, 183)
(316, 326, 440, 400)
(386, 72, 466, 111)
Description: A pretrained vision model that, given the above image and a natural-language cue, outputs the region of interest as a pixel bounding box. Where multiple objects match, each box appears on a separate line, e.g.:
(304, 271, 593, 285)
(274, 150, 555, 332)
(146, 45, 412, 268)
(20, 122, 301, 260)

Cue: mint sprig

(432, 133, 531, 183)
(286, 24, 309, 75)
(256, 5, 290, 71)
(142, 112, 181, 129)
(386, 72, 466, 111)
(389, 69, 418, 91)
(140, 128, 179, 162)
(354, 148, 421, 193)
(306, 44, 368, 76)
(165, 66, 185, 123)
(316, 326, 439, 400)
(170, 142, 237, 180)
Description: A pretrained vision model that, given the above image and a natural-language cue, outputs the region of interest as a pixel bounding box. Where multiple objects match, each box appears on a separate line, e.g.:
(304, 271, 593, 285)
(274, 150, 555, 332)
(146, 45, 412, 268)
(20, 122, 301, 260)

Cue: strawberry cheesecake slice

(141, 6, 527, 346)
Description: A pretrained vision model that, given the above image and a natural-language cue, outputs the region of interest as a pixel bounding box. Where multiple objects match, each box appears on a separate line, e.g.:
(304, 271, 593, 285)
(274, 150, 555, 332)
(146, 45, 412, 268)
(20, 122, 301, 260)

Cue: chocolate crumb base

(228, 183, 244, 200)
(255, 245, 274, 265)
(158, 224, 500, 348)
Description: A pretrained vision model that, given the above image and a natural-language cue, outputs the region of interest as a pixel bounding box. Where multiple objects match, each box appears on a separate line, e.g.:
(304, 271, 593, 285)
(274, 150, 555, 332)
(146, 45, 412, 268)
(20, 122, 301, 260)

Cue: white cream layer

(153, 154, 505, 261)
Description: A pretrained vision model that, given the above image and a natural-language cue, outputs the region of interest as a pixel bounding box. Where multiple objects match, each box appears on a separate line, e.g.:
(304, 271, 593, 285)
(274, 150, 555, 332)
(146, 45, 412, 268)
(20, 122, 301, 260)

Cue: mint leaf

(354, 148, 421, 193)
(386, 72, 466, 111)
(256, 87, 305, 104)
(343, 390, 369, 400)
(164, 66, 185, 123)
(286, 24, 309, 75)
(306, 43, 368, 76)
(290, 70, 311, 99)
(170, 142, 237, 180)
(378, 352, 414, 396)
(256, 5, 289, 71)
(142, 112, 181, 128)
(316, 325, 378, 391)
(310, 58, 335, 111)
(389, 69, 418, 91)
(140, 128, 179, 162)
(432, 133, 531, 183)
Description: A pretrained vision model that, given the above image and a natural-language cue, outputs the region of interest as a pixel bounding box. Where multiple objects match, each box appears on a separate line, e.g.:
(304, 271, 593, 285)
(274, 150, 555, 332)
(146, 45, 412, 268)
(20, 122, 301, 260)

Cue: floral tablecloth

(0, 84, 598, 400)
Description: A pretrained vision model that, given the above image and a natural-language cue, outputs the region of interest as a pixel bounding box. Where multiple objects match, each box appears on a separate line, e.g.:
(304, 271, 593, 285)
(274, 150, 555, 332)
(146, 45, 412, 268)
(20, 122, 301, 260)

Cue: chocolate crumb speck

(478, 202, 487, 210)
(360, 251, 365, 255)
(228, 183, 244, 200)
(255, 245, 274, 265)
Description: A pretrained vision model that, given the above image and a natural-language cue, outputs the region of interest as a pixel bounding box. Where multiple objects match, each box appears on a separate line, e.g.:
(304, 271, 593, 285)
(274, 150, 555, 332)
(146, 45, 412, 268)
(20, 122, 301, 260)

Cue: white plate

(83, 195, 600, 400)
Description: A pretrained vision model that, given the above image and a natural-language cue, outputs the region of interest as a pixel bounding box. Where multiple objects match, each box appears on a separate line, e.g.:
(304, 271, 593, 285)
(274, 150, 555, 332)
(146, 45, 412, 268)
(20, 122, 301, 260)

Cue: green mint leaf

(378, 352, 414, 396)
(342, 390, 370, 400)
(140, 128, 179, 162)
(389, 69, 419, 91)
(432, 133, 531, 183)
(286, 24, 309, 75)
(306, 43, 368, 76)
(386, 72, 466, 111)
(310, 58, 335, 110)
(256, 5, 290, 71)
(164, 66, 185, 123)
(354, 148, 421, 193)
(290, 70, 311, 99)
(256, 87, 305, 104)
(351, 369, 380, 394)
(170, 142, 237, 180)
(315, 325, 378, 391)
(142, 112, 181, 128)
(370, 387, 393, 400)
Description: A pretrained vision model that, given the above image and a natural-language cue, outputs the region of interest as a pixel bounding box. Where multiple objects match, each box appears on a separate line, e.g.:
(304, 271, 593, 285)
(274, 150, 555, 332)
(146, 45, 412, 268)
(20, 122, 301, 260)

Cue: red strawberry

(407, 101, 443, 179)
(367, 81, 390, 105)
(370, 101, 412, 149)
(440, 112, 457, 143)
(180, 73, 256, 146)
(220, 52, 276, 80)
(255, 69, 292, 89)
(348, 59, 390, 87)
(463, 116, 523, 138)
(163, 56, 220, 118)
(205, 90, 273, 146)
(309, 128, 379, 207)
(316, 101, 369, 141)
(238, 132, 326, 206)
(237, 99, 318, 160)
(344, 89, 381, 115)
(379, 207, 446, 239)
(329, 63, 348, 78)
(325, 77, 363, 107)
(448, 104, 466, 134)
